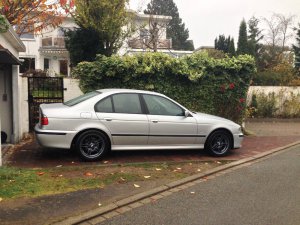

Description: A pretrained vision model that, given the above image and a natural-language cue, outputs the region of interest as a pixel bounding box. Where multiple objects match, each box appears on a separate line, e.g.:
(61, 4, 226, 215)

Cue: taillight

(41, 115, 49, 126)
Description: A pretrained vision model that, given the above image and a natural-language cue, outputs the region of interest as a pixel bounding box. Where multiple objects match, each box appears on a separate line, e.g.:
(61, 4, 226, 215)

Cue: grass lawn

(0, 161, 230, 200)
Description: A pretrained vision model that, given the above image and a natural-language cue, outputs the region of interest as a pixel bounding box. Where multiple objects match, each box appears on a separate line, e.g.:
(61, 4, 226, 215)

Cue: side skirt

(111, 144, 204, 151)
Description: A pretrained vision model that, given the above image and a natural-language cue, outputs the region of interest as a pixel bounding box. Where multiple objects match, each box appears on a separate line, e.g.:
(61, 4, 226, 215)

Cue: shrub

(73, 52, 256, 124)
(247, 91, 300, 118)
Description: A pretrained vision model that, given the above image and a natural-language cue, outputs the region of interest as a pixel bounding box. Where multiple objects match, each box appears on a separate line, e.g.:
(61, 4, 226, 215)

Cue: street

(98, 145, 300, 225)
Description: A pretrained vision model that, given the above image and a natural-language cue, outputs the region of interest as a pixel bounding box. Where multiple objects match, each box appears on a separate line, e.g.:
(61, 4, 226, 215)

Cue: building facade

(19, 12, 193, 76)
(0, 18, 26, 146)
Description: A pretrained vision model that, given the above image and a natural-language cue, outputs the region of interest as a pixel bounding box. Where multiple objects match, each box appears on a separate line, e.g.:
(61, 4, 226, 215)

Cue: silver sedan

(35, 89, 244, 161)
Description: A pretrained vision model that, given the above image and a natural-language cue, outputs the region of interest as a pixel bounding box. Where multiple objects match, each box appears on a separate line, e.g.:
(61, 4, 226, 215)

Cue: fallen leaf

(103, 161, 109, 164)
(190, 191, 195, 194)
(0, 198, 3, 202)
(176, 167, 182, 170)
(56, 165, 62, 168)
(155, 168, 162, 171)
(120, 177, 126, 181)
(144, 176, 151, 179)
(85, 172, 93, 176)
(134, 184, 140, 188)
(37, 172, 45, 176)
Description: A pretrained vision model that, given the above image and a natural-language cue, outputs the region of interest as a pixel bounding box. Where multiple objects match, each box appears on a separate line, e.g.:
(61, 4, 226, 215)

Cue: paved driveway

(4, 119, 300, 168)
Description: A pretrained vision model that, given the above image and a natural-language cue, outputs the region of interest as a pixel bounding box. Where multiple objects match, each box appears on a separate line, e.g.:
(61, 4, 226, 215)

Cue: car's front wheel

(75, 130, 109, 161)
(205, 130, 232, 156)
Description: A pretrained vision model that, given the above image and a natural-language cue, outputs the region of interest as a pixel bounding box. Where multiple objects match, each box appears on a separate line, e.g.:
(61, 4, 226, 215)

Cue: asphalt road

(99, 145, 300, 225)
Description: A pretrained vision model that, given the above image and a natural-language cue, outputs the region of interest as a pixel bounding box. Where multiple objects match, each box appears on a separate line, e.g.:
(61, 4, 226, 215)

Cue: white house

(0, 18, 26, 149)
(19, 12, 193, 76)
(19, 16, 75, 77)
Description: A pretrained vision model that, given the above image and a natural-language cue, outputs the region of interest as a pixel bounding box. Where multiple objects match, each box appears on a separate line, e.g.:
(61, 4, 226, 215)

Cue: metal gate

(28, 77, 64, 131)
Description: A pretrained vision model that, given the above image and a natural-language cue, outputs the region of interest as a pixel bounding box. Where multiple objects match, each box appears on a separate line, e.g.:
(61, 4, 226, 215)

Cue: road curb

(52, 140, 300, 225)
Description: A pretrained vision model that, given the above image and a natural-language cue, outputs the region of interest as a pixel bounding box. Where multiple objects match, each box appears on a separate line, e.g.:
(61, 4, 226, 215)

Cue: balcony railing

(128, 38, 172, 49)
(41, 37, 66, 49)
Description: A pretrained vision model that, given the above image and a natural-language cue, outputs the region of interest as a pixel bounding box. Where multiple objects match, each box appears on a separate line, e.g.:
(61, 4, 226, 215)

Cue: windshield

(64, 91, 101, 106)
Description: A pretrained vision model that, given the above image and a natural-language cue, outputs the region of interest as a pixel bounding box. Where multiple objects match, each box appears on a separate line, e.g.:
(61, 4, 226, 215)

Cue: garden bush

(72, 52, 256, 124)
(247, 91, 300, 118)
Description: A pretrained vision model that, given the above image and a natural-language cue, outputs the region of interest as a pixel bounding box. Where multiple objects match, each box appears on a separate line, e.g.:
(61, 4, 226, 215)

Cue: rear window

(64, 91, 101, 106)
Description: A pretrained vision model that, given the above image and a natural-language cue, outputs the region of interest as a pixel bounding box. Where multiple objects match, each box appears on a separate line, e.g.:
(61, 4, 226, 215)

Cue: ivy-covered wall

(73, 52, 256, 124)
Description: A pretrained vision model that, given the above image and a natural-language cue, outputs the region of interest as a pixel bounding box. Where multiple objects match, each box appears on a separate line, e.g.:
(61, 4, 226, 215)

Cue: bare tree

(127, 12, 171, 52)
(276, 13, 295, 51)
(263, 13, 295, 52)
(143, 14, 169, 52)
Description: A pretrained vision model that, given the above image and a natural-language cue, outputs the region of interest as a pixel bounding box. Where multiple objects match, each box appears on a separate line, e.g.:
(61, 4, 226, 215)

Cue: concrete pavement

(93, 145, 300, 225)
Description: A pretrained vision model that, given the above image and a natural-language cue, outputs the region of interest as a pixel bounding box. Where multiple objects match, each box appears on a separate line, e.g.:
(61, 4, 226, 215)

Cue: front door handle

(151, 120, 158, 123)
(104, 118, 112, 121)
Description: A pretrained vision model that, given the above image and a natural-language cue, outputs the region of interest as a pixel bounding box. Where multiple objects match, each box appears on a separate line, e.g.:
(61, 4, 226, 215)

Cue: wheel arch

(205, 128, 234, 149)
(71, 128, 112, 150)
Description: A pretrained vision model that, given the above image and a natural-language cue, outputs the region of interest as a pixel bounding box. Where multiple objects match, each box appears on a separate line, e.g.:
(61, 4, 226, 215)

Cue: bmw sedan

(35, 89, 244, 161)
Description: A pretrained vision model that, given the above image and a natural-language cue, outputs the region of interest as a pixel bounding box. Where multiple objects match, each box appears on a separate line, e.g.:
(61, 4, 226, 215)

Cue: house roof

(1, 17, 26, 52)
(0, 46, 22, 65)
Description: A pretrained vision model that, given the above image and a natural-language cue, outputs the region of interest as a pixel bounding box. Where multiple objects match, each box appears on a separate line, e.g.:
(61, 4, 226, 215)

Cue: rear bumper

(34, 125, 76, 149)
(233, 133, 244, 148)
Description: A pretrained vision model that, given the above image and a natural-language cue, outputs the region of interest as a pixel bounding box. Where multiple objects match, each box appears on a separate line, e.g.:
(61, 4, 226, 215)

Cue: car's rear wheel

(76, 130, 109, 161)
(205, 130, 232, 156)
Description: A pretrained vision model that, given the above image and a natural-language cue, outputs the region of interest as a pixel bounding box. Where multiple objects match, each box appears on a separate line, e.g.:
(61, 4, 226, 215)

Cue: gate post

(0, 112, 2, 166)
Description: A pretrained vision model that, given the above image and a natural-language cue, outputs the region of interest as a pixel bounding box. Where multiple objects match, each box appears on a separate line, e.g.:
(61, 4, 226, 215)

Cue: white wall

(63, 78, 83, 101)
(20, 77, 29, 136)
(247, 86, 300, 104)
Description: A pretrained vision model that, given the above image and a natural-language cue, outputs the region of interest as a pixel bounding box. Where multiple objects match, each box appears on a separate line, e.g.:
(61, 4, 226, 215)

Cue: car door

(142, 94, 198, 145)
(95, 93, 149, 146)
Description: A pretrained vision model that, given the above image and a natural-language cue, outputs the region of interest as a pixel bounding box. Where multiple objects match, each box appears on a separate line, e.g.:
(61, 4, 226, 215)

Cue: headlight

(238, 126, 242, 133)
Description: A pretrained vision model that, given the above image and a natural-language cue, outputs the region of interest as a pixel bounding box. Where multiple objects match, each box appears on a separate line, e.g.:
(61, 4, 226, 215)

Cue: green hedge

(73, 52, 256, 124)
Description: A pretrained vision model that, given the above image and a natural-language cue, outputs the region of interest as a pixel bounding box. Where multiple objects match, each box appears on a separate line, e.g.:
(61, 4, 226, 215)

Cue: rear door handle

(104, 118, 112, 121)
(151, 120, 158, 123)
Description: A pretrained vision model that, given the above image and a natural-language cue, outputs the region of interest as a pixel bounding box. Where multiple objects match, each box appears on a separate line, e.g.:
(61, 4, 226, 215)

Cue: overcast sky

(129, 0, 300, 49)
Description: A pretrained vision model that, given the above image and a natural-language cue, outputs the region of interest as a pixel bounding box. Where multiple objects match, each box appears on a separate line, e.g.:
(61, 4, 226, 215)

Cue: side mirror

(184, 110, 191, 117)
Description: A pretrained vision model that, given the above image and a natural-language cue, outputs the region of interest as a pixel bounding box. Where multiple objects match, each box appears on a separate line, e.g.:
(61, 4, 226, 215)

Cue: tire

(75, 130, 109, 161)
(205, 130, 232, 156)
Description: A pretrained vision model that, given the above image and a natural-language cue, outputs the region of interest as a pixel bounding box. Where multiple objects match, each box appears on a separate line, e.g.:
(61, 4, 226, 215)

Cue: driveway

(3, 119, 300, 168)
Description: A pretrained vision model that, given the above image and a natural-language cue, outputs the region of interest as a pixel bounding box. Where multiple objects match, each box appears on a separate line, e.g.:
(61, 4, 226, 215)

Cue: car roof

(97, 89, 164, 96)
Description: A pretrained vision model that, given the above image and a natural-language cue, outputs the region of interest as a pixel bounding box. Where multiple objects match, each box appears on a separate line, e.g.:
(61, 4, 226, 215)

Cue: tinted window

(95, 97, 113, 113)
(143, 95, 184, 116)
(112, 94, 142, 114)
(64, 91, 101, 106)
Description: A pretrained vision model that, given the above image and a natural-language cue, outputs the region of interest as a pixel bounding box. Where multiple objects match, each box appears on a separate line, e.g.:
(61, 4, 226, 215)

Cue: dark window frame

(141, 94, 185, 117)
(95, 93, 146, 115)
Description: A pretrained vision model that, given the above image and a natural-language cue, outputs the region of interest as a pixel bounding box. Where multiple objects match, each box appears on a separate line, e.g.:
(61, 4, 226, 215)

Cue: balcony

(39, 37, 68, 57)
(41, 37, 66, 49)
(128, 38, 172, 50)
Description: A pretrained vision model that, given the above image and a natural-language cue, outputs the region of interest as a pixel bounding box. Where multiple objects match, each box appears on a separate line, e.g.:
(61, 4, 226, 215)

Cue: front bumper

(233, 133, 244, 148)
(34, 124, 76, 149)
